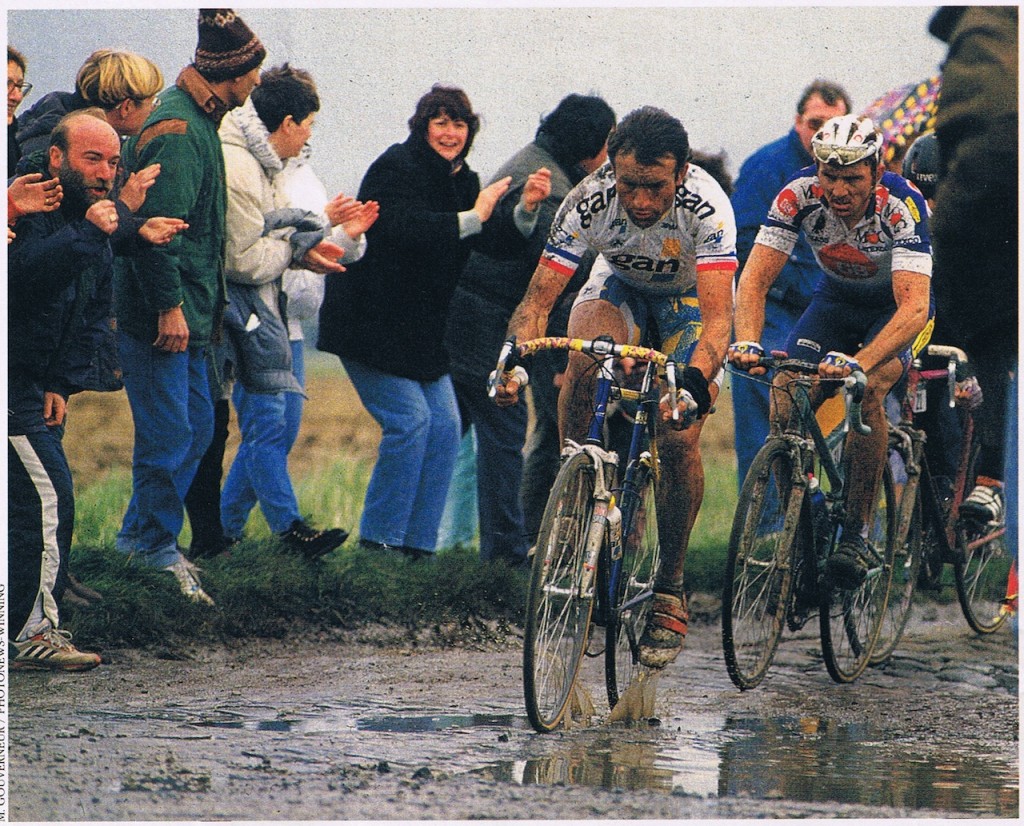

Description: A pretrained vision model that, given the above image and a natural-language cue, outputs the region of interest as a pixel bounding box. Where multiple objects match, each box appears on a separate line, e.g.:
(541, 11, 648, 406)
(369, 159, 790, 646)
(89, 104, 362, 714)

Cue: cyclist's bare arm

(495, 259, 572, 405)
(731, 243, 789, 374)
(821, 270, 931, 379)
(691, 264, 736, 385)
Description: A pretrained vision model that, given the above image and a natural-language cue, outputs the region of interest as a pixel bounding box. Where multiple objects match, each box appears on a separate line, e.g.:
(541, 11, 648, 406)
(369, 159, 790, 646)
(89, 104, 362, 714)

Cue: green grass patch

(64, 451, 736, 650)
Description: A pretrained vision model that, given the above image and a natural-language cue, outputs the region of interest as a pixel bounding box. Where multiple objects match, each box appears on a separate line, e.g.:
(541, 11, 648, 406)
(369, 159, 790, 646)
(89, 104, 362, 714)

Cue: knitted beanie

(194, 9, 266, 81)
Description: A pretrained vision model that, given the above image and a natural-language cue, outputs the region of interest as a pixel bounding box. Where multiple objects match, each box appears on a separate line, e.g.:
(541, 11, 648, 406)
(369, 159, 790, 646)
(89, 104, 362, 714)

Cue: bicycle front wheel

(523, 451, 597, 733)
(821, 461, 896, 683)
(605, 457, 660, 710)
(722, 440, 799, 690)
(954, 444, 1010, 633)
(870, 478, 923, 666)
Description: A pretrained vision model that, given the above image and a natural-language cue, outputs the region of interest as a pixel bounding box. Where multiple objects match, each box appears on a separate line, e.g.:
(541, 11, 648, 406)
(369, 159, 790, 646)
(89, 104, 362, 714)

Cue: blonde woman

(15, 48, 163, 157)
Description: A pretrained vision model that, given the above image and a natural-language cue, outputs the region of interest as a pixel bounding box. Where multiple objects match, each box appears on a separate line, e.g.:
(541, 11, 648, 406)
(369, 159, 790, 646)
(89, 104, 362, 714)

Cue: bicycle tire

(523, 451, 598, 733)
(722, 440, 799, 690)
(605, 457, 660, 710)
(954, 441, 1010, 634)
(870, 480, 923, 665)
(820, 461, 896, 683)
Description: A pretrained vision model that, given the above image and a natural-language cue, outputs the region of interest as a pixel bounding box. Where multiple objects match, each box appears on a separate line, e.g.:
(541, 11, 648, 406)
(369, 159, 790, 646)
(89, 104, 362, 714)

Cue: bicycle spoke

(723, 442, 797, 690)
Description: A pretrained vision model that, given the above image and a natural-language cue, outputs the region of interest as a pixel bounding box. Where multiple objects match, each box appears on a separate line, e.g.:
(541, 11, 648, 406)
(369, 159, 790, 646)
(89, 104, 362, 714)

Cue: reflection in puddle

(356, 713, 521, 733)
(717, 716, 1018, 817)
(81, 704, 1017, 816)
(477, 715, 1017, 817)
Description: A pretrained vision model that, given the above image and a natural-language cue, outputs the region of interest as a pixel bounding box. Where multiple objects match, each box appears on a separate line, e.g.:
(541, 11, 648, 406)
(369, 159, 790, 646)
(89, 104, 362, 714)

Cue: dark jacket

(731, 128, 823, 314)
(8, 168, 119, 433)
(8, 115, 21, 173)
(317, 133, 525, 381)
(15, 89, 86, 158)
(114, 66, 230, 349)
(444, 138, 592, 387)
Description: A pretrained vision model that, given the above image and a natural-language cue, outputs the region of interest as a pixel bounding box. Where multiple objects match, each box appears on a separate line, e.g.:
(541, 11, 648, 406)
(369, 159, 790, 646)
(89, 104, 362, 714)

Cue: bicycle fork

(575, 444, 622, 602)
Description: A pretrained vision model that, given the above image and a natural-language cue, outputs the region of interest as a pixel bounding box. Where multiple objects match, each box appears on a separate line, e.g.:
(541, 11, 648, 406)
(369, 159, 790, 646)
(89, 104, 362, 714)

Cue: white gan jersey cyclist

(541, 161, 737, 297)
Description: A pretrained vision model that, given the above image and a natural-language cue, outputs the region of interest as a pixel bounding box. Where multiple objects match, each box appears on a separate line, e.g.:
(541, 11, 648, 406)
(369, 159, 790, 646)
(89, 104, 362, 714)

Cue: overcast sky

(8, 3, 949, 194)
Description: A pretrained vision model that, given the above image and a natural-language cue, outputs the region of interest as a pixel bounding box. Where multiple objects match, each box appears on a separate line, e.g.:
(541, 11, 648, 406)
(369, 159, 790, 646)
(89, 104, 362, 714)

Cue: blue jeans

(732, 302, 803, 488)
(437, 426, 479, 548)
(220, 382, 303, 536)
(116, 332, 214, 568)
(342, 358, 460, 551)
(283, 340, 306, 454)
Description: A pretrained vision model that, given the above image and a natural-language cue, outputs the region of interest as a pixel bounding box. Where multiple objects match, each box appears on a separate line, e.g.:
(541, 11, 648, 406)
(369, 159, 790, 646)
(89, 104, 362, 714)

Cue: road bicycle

(872, 345, 1011, 664)
(490, 335, 673, 733)
(722, 358, 895, 690)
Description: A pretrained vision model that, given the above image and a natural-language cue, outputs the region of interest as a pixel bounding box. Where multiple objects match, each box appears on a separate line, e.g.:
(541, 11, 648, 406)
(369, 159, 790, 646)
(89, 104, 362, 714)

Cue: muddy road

(10, 600, 1018, 820)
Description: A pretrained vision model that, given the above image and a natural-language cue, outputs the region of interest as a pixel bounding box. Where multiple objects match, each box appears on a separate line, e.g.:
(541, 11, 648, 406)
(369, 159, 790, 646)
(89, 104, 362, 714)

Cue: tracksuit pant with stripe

(8, 426, 72, 643)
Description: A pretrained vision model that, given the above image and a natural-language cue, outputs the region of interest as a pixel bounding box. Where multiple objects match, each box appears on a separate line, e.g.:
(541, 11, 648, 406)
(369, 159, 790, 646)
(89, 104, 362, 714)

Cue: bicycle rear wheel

(870, 479, 923, 665)
(605, 456, 660, 710)
(821, 461, 896, 683)
(722, 440, 799, 690)
(954, 443, 1010, 634)
(523, 451, 598, 733)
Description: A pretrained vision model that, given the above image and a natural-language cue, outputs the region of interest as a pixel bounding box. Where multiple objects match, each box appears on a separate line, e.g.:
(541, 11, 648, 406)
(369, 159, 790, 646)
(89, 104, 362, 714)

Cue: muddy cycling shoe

(827, 535, 871, 590)
(638, 592, 688, 669)
(960, 483, 1004, 524)
(279, 520, 348, 560)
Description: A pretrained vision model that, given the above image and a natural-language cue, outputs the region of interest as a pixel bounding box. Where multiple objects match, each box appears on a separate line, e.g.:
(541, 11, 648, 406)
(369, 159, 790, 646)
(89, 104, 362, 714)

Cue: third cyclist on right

(729, 115, 933, 589)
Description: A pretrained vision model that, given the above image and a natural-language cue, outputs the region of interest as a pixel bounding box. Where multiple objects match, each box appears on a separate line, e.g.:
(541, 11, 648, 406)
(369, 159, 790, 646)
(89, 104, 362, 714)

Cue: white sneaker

(162, 557, 215, 605)
(961, 483, 1004, 524)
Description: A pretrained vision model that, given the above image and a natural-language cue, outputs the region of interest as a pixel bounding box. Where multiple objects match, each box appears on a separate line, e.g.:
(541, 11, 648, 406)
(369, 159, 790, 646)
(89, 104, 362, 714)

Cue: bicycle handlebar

(488, 335, 680, 418)
(742, 355, 871, 435)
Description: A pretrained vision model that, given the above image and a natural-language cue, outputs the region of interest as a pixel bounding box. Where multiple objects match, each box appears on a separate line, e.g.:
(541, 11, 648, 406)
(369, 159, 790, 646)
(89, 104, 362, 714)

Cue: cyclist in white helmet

(729, 114, 934, 589)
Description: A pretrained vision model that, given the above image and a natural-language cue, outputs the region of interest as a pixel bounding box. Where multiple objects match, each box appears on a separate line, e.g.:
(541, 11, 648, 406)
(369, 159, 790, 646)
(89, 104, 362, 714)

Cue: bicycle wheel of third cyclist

(870, 481, 923, 665)
(722, 440, 799, 690)
(605, 456, 660, 710)
(954, 442, 1010, 634)
(821, 462, 896, 683)
(523, 451, 598, 733)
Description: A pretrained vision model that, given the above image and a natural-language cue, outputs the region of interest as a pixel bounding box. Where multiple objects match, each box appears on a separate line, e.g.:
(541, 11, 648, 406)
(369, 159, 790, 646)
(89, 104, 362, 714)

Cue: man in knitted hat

(113, 9, 266, 604)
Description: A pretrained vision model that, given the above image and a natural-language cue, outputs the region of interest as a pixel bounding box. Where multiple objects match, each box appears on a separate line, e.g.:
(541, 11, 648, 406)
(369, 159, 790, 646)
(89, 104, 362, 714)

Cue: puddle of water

(478, 714, 1018, 817)
(356, 713, 522, 733)
(717, 715, 1019, 817)
(79, 703, 1017, 816)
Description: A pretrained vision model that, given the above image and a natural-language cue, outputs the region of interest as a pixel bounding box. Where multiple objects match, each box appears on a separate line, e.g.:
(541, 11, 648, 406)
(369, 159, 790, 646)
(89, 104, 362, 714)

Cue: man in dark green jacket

(113, 9, 265, 604)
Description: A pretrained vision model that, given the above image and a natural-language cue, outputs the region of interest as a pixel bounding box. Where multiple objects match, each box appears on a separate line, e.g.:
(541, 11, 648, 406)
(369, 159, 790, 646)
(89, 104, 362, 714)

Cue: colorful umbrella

(860, 75, 941, 167)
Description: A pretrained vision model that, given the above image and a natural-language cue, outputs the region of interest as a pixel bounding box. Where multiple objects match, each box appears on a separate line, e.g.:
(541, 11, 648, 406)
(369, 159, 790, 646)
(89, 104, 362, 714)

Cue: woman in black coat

(318, 84, 549, 559)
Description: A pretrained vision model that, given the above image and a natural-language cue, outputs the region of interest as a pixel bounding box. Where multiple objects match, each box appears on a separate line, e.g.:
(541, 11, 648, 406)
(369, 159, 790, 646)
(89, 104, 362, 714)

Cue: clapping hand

(326, 192, 380, 238)
(474, 176, 512, 223)
(119, 163, 161, 212)
(302, 239, 347, 274)
(9, 173, 62, 215)
(85, 199, 119, 235)
(521, 167, 552, 212)
(139, 216, 189, 246)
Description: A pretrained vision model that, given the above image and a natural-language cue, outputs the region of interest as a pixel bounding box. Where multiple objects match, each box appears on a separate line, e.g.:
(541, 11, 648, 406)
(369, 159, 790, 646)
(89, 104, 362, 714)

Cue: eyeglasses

(8, 80, 32, 96)
(811, 141, 878, 166)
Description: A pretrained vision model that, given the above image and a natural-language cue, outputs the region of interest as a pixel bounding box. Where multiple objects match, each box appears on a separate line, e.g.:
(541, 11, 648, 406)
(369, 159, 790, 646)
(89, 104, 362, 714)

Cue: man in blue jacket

(730, 80, 851, 486)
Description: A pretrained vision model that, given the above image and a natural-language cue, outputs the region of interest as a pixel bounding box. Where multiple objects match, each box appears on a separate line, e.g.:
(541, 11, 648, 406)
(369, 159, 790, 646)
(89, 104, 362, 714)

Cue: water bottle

(808, 473, 829, 557)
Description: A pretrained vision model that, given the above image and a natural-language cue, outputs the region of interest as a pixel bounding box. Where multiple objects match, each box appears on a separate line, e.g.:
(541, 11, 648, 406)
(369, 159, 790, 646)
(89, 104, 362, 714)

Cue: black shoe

(827, 536, 871, 590)
(191, 534, 240, 560)
(279, 521, 348, 559)
(358, 538, 405, 557)
(400, 546, 435, 563)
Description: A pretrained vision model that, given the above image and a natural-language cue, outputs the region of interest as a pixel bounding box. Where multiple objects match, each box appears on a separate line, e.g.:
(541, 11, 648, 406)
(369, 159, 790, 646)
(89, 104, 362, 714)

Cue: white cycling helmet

(811, 115, 883, 166)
